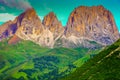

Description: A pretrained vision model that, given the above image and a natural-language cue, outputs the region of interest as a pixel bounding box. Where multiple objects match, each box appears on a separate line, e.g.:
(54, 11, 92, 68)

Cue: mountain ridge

(0, 5, 119, 48)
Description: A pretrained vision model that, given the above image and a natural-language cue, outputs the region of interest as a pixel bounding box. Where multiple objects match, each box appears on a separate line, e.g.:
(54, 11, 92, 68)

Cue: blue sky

(0, 0, 120, 31)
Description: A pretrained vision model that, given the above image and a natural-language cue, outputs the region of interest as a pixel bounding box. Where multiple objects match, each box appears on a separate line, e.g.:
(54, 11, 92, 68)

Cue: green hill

(61, 39, 120, 80)
(0, 40, 100, 80)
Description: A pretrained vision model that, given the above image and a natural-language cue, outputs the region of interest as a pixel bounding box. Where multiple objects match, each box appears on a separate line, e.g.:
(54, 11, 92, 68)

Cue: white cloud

(0, 13, 16, 22)
(0, 0, 32, 10)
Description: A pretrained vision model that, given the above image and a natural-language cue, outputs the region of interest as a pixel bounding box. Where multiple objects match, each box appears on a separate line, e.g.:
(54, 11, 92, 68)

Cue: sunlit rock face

(43, 12, 64, 40)
(15, 8, 49, 46)
(65, 5, 119, 46)
(16, 8, 43, 37)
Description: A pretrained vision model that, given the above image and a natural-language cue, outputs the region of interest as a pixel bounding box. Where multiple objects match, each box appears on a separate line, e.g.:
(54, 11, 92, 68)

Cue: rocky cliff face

(15, 8, 55, 47)
(0, 6, 119, 48)
(15, 8, 43, 42)
(16, 8, 43, 36)
(0, 8, 62, 48)
(64, 5, 119, 46)
(43, 12, 64, 39)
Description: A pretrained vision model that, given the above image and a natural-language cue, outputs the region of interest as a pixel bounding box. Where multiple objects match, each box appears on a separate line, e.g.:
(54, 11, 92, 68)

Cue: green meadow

(0, 40, 100, 80)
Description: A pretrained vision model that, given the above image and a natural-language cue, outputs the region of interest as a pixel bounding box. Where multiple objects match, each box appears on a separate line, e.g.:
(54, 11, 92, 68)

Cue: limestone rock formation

(16, 8, 44, 37)
(15, 8, 54, 47)
(0, 6, 119, 48)
(64, 5, 119, 46)
(43, 12, 64, 39)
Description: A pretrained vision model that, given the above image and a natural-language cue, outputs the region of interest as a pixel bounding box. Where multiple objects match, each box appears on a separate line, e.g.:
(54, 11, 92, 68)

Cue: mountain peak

(23, 8, 36, 18)
(43, 11, 64, 40)
(43, 12, 57, 26)
(25, 8, 36, 13)
(43, 11, 61, 28)
(48, 12, 56, 17)
(97, 5, 104, 8)
(65, 5, 119, 45)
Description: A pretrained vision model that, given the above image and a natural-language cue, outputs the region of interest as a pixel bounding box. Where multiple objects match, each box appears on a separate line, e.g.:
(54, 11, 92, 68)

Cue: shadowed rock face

(0, 17, 20, 41)
(0, 21, 13, 40)
(65, 5, 119, 45)
(0, 6, 119, 48)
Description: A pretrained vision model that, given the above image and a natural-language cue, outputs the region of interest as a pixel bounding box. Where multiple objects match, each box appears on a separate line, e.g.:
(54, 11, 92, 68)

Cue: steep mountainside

(61, 39, 120, 80)
(64, 5, 119, 46)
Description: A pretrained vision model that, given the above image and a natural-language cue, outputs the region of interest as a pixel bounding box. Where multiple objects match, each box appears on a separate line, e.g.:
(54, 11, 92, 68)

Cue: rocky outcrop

(16, 8, 44, 36)
(0, 8, 43, 42)
(64, 5, 119, 46)
(43, 12, 64, 39)
(16, 10, 65, 48)
(0, 9, 62, 48)
(15, 8, 52, 46)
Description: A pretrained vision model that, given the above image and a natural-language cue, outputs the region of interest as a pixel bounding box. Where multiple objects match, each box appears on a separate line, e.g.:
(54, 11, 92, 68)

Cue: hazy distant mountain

(0, 5, 119, 48)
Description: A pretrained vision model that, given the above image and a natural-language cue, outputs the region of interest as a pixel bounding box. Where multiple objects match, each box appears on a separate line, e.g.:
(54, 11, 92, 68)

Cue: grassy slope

(0, 40, 100, 80)
(61, 39, 120, 80)
(0, 41, 99, 80)
(0, 40, 50, 79)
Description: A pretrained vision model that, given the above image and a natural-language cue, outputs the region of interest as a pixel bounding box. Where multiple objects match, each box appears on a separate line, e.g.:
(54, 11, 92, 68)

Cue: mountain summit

(65, 5, 119, 45)
(0, 6, 119, 48)
(43, 12, 64, 40)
